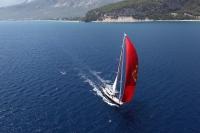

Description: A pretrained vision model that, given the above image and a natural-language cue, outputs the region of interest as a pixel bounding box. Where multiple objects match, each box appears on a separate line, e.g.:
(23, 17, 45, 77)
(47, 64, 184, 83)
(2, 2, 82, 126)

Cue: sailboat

(102, 33, 139, 105)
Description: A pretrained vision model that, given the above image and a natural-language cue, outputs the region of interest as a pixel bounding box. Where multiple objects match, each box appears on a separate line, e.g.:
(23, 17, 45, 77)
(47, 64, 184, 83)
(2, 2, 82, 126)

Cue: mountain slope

(0, 0, 123, 20)
(83, 0, 200, 22)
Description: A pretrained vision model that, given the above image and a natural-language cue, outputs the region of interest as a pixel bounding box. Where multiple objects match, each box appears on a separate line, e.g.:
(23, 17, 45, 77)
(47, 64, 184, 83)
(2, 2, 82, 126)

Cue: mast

(118, 33, 126, 99)
(112, 34, 126, 95)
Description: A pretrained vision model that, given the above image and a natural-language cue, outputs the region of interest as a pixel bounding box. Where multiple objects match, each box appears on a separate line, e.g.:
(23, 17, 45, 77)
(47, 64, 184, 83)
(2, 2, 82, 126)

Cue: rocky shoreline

(95, 16, 151, 22)
(93, 16, 200, 22)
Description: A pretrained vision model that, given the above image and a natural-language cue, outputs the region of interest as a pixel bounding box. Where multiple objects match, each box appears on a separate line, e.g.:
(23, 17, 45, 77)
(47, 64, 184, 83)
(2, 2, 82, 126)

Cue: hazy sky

(0, 0, 26, 7)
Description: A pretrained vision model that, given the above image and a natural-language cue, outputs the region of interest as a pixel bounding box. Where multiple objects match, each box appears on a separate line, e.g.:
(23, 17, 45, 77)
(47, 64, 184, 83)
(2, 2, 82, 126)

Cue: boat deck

(102, 87, 123, 105)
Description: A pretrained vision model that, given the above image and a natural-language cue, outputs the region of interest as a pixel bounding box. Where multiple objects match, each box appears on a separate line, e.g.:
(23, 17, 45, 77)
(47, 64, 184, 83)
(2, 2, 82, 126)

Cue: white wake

(58, 69, 66, 75)
(79, 71, 119, 107)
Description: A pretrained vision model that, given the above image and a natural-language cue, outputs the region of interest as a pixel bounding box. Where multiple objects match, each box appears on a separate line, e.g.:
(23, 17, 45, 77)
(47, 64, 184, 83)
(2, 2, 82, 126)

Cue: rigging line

(119, 34, 126, 100)
(112, 35, 125, 94)
(112, 37, 124, 95)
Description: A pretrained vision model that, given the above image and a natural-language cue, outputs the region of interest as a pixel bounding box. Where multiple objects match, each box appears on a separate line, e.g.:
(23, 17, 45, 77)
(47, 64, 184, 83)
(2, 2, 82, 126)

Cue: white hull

(102, 87, 123, 105)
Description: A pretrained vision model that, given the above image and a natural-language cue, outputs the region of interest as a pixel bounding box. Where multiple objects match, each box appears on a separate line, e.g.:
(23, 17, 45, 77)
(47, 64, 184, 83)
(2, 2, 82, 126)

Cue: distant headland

(82, 0, 200, 22)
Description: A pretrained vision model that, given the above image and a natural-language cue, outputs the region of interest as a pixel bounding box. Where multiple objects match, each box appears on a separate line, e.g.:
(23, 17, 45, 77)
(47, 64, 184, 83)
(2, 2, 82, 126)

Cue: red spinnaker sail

(122, 36, 138, 102)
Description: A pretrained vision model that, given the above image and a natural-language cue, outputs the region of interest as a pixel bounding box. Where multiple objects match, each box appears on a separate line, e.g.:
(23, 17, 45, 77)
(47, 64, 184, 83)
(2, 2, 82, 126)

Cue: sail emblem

(132, 65, 138, 82)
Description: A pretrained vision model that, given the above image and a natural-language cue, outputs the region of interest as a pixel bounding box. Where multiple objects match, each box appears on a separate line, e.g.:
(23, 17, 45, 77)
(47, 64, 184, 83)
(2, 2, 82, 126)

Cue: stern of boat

(102, 86, 123, 105)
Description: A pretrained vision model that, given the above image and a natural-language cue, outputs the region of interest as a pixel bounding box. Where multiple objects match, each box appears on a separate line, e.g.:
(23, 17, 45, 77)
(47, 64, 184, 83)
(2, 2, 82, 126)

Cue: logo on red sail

(132, 65, 138, 83)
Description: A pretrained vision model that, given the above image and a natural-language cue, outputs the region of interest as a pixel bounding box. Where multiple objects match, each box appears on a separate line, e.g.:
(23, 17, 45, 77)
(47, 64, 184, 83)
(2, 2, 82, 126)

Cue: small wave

(58, 69, 66, 75)
(61, 72, 66, 75)
(90, 70, 111, 84)
(92, 71, 102, 74)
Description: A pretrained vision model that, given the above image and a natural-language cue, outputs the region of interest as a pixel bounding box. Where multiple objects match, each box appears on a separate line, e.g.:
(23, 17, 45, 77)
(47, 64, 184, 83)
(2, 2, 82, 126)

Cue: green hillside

(83, 0, 200, 21)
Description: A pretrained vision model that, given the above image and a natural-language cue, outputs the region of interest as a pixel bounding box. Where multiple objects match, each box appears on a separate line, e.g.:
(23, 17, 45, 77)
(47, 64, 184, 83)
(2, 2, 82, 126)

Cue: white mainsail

(112, 76, 118, 95)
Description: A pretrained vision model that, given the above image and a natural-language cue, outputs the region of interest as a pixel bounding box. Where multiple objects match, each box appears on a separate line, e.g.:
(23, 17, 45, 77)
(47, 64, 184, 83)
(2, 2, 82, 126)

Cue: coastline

(1, 19, 200, 23)
(93, 16, 200, 23)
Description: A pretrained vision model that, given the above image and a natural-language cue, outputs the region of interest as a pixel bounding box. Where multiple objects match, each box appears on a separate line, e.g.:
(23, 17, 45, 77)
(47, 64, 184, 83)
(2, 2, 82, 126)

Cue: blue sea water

(0, 21, 200, 133)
